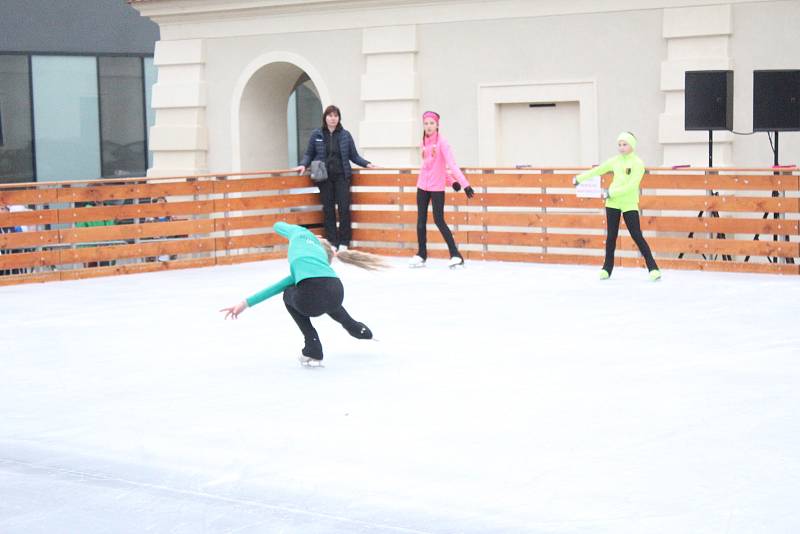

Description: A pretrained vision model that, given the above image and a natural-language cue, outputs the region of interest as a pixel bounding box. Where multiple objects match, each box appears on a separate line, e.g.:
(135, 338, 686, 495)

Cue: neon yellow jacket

(576, 152, 645, 213)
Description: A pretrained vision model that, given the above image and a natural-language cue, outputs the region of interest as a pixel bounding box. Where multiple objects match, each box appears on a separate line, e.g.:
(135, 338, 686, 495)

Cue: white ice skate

(298, 355, 324, 368)
(408, 255, 426, 268)
(448, 256, 465, 269)
(337, 244, 348, 252)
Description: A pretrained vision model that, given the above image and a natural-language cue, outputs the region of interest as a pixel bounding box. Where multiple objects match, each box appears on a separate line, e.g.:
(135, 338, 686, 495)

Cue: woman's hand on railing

(293, 165, 306, 175)
(366, 163, 379, 169)
(220, 300, 248, 320)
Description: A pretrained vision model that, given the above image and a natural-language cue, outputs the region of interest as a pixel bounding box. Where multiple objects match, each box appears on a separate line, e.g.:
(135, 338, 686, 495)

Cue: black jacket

(300, 126, 370, 180)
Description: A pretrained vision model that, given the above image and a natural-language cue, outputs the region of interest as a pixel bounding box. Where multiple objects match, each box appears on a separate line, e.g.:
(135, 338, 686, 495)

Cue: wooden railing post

(482, 169, 492, 257)
(399, 168, 411, 252)
(217, 175, 228, 259)
(541, 169, 552, 257)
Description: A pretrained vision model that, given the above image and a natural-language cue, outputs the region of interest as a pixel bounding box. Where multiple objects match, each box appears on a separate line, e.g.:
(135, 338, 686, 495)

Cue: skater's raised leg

(329, 306, 373, 339)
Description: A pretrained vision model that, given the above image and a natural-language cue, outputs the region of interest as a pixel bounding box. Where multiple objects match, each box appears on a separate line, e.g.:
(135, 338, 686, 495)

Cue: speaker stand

(708, 130, 713, 168)
(679, 131, 732, 262)
(745, 131, 794, 265)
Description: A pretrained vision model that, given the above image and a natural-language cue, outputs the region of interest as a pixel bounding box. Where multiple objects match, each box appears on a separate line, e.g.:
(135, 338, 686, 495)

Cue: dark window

(99, 56, 146, 178)
(0, 55, 35, 183)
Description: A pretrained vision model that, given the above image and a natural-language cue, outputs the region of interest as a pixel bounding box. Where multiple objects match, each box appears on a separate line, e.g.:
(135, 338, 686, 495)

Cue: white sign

(576, 176, 602, 198)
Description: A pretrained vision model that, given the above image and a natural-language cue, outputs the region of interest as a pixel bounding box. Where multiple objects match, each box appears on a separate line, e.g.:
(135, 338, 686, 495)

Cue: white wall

(416, 9, 666, 167)
(497, 102, 581, 167)
(730, 0, 800, 166)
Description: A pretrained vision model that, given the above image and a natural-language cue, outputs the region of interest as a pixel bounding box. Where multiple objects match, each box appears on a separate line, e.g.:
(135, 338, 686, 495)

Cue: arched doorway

(233, 55, 329, 172)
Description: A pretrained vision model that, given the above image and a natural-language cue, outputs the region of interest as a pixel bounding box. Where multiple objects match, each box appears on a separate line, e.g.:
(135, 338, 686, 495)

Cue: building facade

(0, 0, 159, 184)
(130, 0, 798, 176)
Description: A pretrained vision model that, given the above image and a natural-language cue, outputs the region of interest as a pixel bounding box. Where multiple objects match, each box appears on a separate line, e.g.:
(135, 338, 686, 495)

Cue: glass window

(296, 80, 322, 158)
(99, 57, 146, 178)
(287, 90, 298, 165)
(0, 55, 35, 183)
(31, 55, 101, 182)
(287, 77, 322, 166)
(144, 57, 157, 170)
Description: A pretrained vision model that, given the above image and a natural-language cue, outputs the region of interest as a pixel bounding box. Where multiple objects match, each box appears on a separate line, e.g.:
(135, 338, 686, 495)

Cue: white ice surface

(1, 259, 799, 533)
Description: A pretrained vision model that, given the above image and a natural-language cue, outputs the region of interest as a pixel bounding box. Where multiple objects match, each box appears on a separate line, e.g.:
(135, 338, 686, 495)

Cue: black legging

(317, 173, 351, 247)
(603, 207, 659, 274)
(283, 277, 363, 360)
(416, 188, 461, 260)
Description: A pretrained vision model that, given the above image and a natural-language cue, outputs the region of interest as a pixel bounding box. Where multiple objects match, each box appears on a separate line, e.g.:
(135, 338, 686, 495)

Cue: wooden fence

(1, 166, 798, 286)
(0, 171, 323, 285)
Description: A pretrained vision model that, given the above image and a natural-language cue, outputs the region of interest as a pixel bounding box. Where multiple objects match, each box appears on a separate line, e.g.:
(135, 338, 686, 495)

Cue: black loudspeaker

(753, 70, 800, 132)
(685, 70, 734, 131)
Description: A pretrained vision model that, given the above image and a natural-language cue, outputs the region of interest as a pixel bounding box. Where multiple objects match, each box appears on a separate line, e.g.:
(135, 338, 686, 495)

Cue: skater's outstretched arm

(575, 157, 615, 184)
(245, 275, 295, 307)
(220, 300, 248, 320)
(220, 273, 295, 319)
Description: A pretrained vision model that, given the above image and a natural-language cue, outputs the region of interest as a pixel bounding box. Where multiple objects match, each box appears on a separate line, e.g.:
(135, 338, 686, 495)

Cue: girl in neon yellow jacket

(220, 222, 387, 366)
(574, 132, 661, 281)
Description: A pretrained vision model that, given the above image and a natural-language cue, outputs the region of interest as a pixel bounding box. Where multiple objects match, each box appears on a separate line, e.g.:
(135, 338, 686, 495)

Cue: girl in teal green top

(220, 222, 387, 366)
(574, 132, 661, 281)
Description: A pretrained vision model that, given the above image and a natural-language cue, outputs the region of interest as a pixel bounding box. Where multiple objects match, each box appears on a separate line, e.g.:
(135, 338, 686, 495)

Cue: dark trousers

(603, 207, 659, 274)
(317, 174, 351, 247)
(283, 277, 360, 359)
(416, 188, 461, 260)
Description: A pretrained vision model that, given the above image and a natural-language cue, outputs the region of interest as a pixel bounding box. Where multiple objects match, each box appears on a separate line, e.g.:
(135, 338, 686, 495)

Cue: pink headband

(423, 111, 440, 123)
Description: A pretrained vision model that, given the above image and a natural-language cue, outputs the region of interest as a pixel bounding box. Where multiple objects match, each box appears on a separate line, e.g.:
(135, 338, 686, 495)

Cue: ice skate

(408, 255, 426, 268)
(599, 269, 610, 280)
(649, 269, 662, 282)
(299, 336, 323, 366)
(298, 354, 324, 368)
(448, 256, 465, 269)
(346, 321, 373, 340)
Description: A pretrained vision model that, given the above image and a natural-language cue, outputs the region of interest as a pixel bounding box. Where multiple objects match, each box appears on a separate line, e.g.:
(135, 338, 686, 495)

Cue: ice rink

(1, 258, 799, 533)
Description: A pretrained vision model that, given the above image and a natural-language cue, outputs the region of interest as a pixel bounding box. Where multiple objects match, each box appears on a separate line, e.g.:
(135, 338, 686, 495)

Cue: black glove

(452, 182, 462, 192)
(464, 186, 475, 199)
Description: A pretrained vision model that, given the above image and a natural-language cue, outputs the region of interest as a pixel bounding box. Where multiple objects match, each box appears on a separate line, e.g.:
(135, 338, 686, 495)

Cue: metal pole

(708, 130, 713, 168)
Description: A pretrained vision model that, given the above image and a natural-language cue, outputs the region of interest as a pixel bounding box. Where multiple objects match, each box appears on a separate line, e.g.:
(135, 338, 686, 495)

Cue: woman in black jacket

(294, 105, 376, 251)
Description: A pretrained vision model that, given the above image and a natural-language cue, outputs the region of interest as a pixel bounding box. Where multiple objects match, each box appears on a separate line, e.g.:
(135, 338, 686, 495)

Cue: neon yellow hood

(617, 131, 637, 151)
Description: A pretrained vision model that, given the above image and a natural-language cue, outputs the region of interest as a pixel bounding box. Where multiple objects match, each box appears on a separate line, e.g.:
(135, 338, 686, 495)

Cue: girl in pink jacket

(409, 111, 474, 268)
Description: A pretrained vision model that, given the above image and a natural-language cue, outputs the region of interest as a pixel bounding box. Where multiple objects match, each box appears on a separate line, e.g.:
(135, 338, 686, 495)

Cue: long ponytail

(337, 249, 390, 270)
(320, 239, 389, 271)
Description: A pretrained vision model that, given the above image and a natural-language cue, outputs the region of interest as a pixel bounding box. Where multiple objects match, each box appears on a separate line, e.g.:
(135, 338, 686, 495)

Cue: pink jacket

(417, 134, 470, 192)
